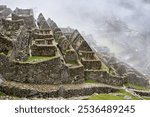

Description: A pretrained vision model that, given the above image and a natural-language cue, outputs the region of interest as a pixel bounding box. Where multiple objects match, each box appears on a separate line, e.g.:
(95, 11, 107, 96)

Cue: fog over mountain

(1, 0, 150, 76)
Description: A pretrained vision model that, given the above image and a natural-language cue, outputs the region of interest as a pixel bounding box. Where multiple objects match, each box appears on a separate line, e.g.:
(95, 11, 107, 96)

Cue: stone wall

(0, 34, 13, 53)
(12, 13, 35, 28)
(85, 70, 126, 86)
(31, 44, 57, 56)
(0, 55, 62, 84)
(81, 59, 101, 70)
(1, 18, 24, 31)
(79, 51, 96, 60)
(67, 65, 84, 84)
(124, 72, 149, 86)
(64, 50, 78, 63)
(10, 26, 29, 61)
(0, 80, 119, 98)
(0, 54, 85, 85)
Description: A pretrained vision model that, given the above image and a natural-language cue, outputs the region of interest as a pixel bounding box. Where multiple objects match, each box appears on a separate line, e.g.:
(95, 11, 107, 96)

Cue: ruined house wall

(1, 18, 24, 31)
(12, 13, 35, 28)
(10, 26, 29, 61)
(67, 66, 85, 84)
(31, 45, 57, 56)
(81, 59, 101, 70)
(64, 50, 79, 63)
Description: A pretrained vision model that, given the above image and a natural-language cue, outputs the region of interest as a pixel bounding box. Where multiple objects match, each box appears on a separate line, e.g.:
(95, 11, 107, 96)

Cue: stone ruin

(0, 5, 149, 98)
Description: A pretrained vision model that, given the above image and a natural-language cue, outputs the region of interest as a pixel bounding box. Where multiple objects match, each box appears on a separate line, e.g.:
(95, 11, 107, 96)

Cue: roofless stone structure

(0, 5, 149, 98)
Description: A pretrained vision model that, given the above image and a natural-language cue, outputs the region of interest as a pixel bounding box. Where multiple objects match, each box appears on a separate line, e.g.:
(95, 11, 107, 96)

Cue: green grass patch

(85, 79, 97, 83)
(24, 56, 55, 63)
(125, 83, 150, 91)
(88, 89, 140, 100)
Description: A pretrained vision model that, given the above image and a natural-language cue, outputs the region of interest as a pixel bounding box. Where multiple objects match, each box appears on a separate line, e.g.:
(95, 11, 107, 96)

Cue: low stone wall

(0, 81, 119, 98)
(85, 70, 126, 86)
(81, 60, 101, 70)
(31, 44, 57, 56)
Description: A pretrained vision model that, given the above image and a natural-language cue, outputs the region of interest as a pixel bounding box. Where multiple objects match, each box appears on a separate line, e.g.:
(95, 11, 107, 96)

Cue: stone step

(0, 80, 121, 98)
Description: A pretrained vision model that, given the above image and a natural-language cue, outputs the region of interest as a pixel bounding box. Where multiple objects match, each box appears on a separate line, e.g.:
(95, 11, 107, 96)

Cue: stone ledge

(0, 81, 121, 98)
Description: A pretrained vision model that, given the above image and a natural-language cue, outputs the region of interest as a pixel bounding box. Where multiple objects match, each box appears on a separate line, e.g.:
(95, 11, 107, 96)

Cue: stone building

(0, 6, 148, 87)
(12, 7, 35, 28)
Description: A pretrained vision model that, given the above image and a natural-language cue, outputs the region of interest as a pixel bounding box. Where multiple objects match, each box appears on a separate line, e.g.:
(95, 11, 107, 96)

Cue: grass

(88, 89, 140, 100)
(125, 83, 150, 91)
(85, 79, 97, 83)
(23, 56, 55, 63)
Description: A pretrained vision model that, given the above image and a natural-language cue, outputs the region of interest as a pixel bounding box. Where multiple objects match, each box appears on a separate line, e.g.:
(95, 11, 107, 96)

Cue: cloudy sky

(1, 0, 150, 34)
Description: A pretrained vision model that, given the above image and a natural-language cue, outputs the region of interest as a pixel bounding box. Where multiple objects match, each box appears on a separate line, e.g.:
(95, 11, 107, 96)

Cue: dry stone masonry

(0, 5, 149, 98)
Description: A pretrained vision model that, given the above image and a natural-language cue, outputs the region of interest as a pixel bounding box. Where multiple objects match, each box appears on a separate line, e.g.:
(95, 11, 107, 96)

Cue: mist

(1, 0, 150, 76)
